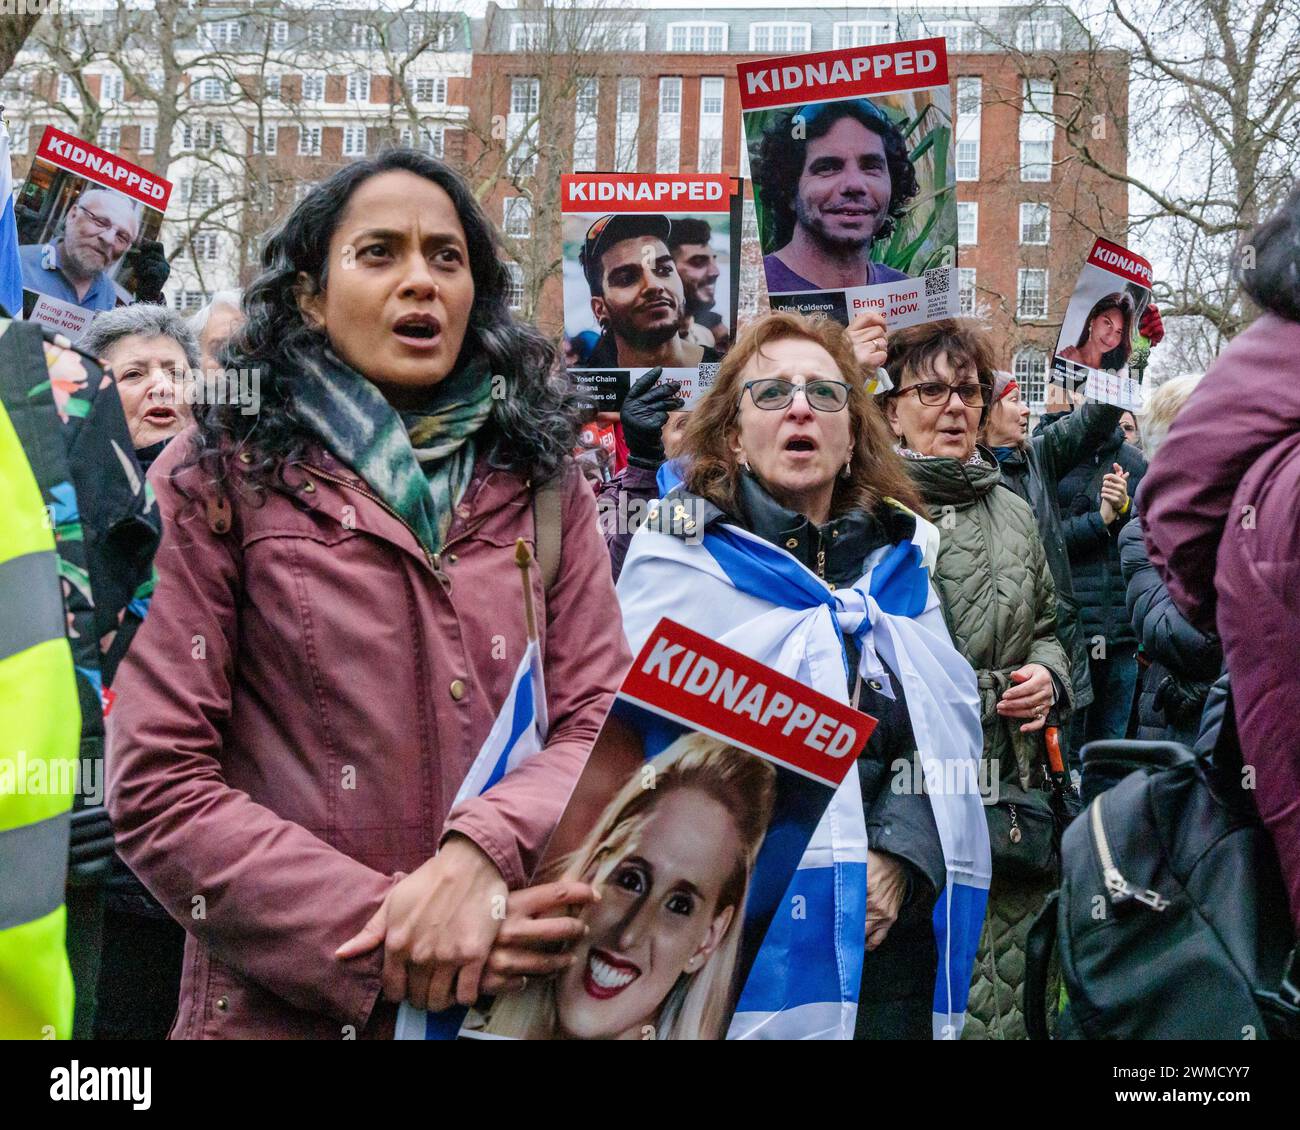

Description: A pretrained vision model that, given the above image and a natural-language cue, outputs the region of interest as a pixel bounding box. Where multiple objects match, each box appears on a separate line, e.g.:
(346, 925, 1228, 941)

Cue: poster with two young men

(562, 173, 741, 410)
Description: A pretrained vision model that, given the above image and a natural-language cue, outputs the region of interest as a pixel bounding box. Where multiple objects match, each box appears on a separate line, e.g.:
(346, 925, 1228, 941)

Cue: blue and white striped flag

(0, 119, 25, 318)
(618, 510, 991, 1039)
(394, 641, 547, 1041)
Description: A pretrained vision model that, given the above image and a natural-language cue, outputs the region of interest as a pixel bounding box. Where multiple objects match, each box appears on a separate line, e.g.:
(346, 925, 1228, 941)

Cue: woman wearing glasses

(608, 310, 982, 1039)
(882, 319, 1073, 1040)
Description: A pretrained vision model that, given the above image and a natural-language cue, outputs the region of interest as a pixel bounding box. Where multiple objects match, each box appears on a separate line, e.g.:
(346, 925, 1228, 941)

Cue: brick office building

(473, 3, 1130, 408)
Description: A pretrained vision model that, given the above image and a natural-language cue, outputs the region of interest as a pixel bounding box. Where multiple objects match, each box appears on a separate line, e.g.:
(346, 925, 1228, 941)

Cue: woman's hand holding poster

(1052, 237, 1153, 410)
(739, 37, 959, 329)
(459, 618, 871, 1041)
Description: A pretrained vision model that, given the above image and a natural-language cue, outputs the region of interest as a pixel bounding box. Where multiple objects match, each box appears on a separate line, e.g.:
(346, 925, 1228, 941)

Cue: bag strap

(532, 474, 563, 593)
(1024, 889, 1060, 1040)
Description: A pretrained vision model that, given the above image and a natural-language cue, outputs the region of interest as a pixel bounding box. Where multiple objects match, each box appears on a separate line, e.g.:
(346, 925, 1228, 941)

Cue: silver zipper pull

(1104, 867, 1133, 903)
(1133, 887, 1170, 911)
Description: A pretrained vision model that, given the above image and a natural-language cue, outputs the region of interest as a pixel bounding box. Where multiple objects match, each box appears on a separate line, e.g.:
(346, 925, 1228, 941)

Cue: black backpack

(1026, 690, 1300, 1039)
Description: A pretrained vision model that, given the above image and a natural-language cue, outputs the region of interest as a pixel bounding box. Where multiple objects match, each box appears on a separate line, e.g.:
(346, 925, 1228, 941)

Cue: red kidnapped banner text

(621, 619, 873, 787)
(562, 174, 735, 213)
(1087, 237, 1153, 288)
(738, 38, 949, 109)
(36, 126, 172, 209)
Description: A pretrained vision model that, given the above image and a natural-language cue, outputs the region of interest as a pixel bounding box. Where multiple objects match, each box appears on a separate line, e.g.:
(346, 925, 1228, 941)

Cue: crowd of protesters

(8, 149, 1300, 1042)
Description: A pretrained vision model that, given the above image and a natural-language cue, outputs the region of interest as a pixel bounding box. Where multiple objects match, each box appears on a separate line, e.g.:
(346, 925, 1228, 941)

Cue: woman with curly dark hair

(105, 149, 631, 1038)
(752, 99, 919, 293)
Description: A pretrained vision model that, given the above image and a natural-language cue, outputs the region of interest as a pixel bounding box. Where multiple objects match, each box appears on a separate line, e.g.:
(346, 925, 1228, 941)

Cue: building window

(138, 124, 155, 154)
(298, 126, 322, 156)
(180, 122, 223, 151)
(436, 23, 457, 51)
(9, 121, 29, 154)
(265, 74, 281, 100)
(657, 77, 681, 173)
(504, 262, 525, 310)
(272, 20, 288, 47)
(1013, 348, 1049, 408)
(192, 76, 226, 102)
(833, 22, 895, 48)
(204, 20, 242, 49)
(957, 202, 978, 245)
(400, 126, 444, 158)
(57, 75, 79, 103)
(1016, 20, 1062, 52)
(342, 125, 367, 157)
(574, 77, 598, 172)
(510, 23, 545, 52)
(927, 20, 983, 52)
(615, 77, 640, 174)
(96, 125, 121, 151)
(350, 26, 380, 50)
(307, 24, 325, 49)
(667, 23, 727, 52)
(346, 73, 370, 103)
(749, 23, 811, 52)
(958, 268, 977, 315)
(1020, 78, 1054, 181)
(100, 71, 124, 104)
(698, 76, 724, 174)
(411, 77, 448, 106)
(1020, 203, 1050, 245)
(510, 76, 539, 116)
(1017, 269, 1048, 319)
(192, 232, 220, 262)
(508, 76, 540, 176)
(503, 196, 532, 238)
(251, 124, 277, 155)
(174, 289, 205, 312)
(302, 73, 325, 103)
(180, 178, 219, 207)
(955, 76, 981, 182)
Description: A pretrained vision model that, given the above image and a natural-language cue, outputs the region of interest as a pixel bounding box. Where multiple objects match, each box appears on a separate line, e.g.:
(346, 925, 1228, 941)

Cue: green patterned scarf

(293, 348, 494, 556)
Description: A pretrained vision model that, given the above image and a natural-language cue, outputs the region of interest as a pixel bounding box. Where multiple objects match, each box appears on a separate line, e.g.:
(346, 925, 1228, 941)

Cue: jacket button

(447, 553, 458, 563)
(868, 679, 883, 691)
(449, 679, 467, 701)
(302, 480, 315, 493)
(215, 996, 229, 1012)
(828, 583, 836, 591)
(785, 537, 798, 548)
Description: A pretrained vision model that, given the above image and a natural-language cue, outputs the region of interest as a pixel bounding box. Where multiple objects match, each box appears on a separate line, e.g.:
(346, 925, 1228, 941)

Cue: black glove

(127, 239, 170, 305)
(621, 367, 683, 470)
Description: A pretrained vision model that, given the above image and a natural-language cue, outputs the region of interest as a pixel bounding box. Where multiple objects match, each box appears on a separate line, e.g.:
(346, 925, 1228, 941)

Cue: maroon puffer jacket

(107, 432, 630, 1038)
(1143, 312, 1300, 934)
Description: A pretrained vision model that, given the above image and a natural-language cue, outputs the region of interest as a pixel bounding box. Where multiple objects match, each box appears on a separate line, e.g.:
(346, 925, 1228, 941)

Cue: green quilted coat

(902, 448, 1072, 1039)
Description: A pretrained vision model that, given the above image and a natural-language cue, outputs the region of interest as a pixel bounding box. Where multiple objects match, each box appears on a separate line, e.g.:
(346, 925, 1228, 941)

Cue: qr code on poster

(697, 363, 720, 393)
(924, 267, 950, 296)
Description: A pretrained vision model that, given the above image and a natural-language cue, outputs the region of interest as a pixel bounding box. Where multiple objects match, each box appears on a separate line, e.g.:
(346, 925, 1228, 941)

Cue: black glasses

(898, 381, 988, 408)
(741, 378, 850, 412)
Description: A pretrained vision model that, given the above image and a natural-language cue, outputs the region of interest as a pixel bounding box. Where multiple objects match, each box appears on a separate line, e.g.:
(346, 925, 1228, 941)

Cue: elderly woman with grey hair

(82, 303, 200, 470)
(186, 289, 244, 374)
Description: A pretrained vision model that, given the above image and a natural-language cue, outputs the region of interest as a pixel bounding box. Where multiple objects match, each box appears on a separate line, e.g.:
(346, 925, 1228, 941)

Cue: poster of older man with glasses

(739, 37, 959, 330)
(17, 126, 172, 340)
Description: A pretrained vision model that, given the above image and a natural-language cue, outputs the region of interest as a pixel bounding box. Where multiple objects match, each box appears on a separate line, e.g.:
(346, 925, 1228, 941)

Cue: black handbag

(1026, 685, 1300, 1039)
(986, 782, 1057, 882)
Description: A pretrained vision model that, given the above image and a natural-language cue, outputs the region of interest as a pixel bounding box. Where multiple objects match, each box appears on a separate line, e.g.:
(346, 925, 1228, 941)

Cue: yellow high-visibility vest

(0, 396, 80, 1040)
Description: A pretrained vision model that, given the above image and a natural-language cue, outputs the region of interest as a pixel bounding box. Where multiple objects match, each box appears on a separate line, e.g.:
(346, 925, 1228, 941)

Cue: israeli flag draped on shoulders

(617, 486, 990, 1040)
(394, 641, 547, 1041)
(0, 120, 25, 319)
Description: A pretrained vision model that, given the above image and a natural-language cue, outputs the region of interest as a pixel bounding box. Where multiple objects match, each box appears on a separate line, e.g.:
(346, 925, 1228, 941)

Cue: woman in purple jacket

(1143, 184, 1300, 937)
(106, 151, 630, 1038)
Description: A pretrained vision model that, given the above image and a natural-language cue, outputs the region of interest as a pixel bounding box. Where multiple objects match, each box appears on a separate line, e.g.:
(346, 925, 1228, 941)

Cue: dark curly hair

(1238, 181, 1300, 323)
(178, 148, 581, 499)
(752, 100, 919, 249)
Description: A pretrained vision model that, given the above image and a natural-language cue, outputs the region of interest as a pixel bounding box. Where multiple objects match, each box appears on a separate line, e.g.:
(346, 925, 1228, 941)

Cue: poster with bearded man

(740, 38, 958, 329)
(561, 173, 740, 411)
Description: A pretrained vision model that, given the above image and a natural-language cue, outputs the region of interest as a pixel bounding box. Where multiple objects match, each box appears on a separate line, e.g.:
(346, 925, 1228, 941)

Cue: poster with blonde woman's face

(459, 620, 869, 1040)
